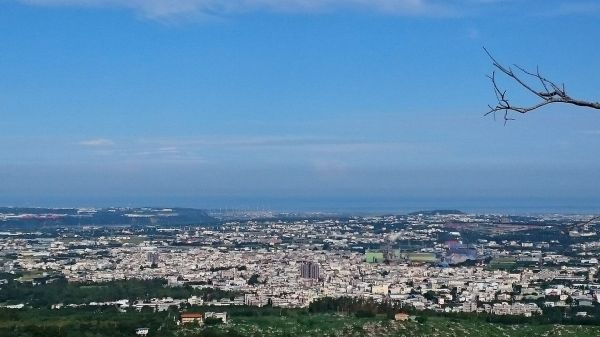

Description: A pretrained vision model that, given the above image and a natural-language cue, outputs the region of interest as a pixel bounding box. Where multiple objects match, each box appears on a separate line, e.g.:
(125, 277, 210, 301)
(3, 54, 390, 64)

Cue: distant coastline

(0, 196, 598, 216)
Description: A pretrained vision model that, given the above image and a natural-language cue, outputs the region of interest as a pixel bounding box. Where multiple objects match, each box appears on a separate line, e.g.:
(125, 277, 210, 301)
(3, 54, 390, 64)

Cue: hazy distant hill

(0, 207, 216, 228)
(408, 209, 465, 216)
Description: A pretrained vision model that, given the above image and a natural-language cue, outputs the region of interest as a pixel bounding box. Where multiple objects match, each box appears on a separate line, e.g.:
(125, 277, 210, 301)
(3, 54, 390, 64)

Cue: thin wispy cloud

(539, 1, 600, 17)
(139, 136, 430, 152)
(17, 0, 596, 22)
(78, 138, 114, 147)
(465, 27, 480, 40)
(17, 0, 458, 18)
(20, 0, 600, 20)
(71, 136, 437, 167)
(311, 158, 350, 176)
(580, 130, 600, 135)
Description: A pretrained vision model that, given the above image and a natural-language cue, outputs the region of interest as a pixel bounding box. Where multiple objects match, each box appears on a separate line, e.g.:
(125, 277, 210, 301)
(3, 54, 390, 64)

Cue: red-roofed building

(179, 312, 204, 325)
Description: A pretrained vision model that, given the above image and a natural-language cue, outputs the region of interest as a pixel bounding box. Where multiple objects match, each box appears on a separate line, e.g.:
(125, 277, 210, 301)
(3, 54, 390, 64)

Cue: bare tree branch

(484, 47, 600, 123)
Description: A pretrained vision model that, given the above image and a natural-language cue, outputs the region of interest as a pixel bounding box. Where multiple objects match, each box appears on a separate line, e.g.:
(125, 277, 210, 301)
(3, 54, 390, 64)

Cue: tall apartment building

(300, 262, 320, 280)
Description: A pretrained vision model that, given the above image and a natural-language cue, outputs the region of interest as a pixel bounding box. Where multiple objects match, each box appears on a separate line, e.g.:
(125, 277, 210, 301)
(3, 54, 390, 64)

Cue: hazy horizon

(1, 196, 598, 215)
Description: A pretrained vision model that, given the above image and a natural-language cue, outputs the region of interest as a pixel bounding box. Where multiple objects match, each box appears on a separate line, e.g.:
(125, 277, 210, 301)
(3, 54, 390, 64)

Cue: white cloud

(139, 135, 422, 151)
(78, 138, 114, 146)
(540, 1, 600, 17)
(16, 0, 599, 20)
(311, 158, 350, 176)
(17, 0, 453, 18)
(465, 27, 480, 39)
(580, 130, 600, 135)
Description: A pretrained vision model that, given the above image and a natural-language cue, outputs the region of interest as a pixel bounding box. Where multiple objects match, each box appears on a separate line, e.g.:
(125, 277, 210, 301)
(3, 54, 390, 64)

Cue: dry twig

(484, 47, 600, 124)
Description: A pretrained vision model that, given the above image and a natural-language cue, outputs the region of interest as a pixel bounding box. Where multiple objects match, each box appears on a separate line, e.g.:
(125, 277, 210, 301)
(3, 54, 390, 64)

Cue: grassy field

(489, 257, 517, 270)
(407, 253, 438, 263)
(203, 314, 600, 337)
(14, 271, 45, 283)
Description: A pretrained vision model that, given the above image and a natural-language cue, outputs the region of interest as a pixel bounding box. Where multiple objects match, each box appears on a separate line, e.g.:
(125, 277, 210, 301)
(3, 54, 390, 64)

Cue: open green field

(407, 252, 437, 263)
(14, 271, 46, 283)
(489, 256, 517, 269)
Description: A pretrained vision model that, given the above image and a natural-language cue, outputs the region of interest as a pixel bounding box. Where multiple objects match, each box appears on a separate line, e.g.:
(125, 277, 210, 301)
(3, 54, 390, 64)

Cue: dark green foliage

(309, 296, 600, 326)
(193, 328, 246, 337)
(3, 304, 600, 337)
(354, 309, 375, 318)
(0, 307, 178, 337)
(0, 278, 237, 307)
(423, 290, 437, 302)
(204, 317, 223, 325)
(247, 274, 260, 285)
(308, 297, 397, 318)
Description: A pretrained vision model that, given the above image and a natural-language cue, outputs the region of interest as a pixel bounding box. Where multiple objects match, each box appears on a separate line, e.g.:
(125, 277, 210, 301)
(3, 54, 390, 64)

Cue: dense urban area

(1, 207, 600, 337)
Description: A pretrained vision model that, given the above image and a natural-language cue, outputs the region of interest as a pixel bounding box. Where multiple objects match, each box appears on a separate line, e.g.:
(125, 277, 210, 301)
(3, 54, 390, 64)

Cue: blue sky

(1, 0, 600, 211)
